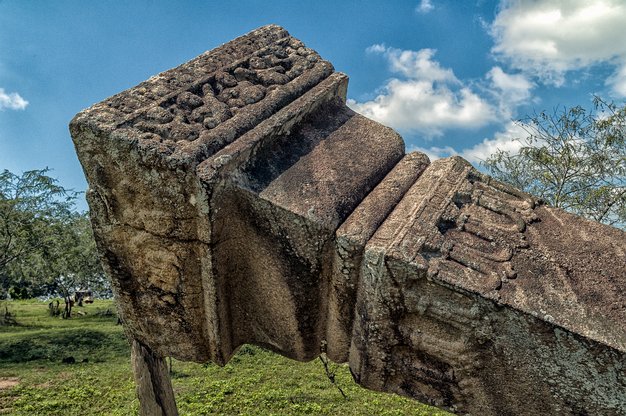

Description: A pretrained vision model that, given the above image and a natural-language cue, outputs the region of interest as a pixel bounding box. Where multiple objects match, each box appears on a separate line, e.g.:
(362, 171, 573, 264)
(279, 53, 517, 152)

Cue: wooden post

(131, 339, 178, 416)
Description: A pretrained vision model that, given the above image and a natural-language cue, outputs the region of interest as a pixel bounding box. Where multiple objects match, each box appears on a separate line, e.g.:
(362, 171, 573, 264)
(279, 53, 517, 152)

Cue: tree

(483, 97, 626, 228)
(40, 212, 106, 317)
(0, 168, 74, 296)
(0, 168, 105, 301)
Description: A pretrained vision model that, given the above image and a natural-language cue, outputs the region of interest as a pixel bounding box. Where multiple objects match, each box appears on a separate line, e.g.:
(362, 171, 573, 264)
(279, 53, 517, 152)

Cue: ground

(0, 299, 449, 415)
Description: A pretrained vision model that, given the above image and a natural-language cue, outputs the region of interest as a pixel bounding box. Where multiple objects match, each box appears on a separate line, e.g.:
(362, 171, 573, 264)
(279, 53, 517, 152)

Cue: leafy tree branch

(483, 97, 625, 228)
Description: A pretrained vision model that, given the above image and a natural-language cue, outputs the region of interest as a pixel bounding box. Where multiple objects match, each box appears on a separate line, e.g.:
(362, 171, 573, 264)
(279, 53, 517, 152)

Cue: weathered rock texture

(70, 25, 626, 416)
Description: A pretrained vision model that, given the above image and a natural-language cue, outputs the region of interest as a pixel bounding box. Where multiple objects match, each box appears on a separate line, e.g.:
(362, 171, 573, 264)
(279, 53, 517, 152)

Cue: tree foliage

(0, 168, 105, 298)
(483, 97, 626, 228)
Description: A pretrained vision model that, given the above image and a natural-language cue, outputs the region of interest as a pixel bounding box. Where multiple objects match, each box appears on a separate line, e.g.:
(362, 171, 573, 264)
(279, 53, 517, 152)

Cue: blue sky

(1, 0, 626, 211)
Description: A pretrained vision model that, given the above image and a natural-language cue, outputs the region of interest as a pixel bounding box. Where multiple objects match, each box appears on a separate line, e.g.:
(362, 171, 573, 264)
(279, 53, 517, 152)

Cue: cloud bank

(348, 44, 534, 139)
(491, 0, 626, 95)
(348, 44, 535, 162)
(348, 45, 497, 137)
(351, 0, 626, 165)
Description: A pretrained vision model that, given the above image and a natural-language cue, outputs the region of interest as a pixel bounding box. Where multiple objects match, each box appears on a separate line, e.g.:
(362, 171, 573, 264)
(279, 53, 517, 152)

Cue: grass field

(0, 299, 450, 415)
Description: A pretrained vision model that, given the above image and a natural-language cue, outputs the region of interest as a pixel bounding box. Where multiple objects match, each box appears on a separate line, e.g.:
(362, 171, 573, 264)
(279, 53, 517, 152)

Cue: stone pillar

(131, 340, 178, 416)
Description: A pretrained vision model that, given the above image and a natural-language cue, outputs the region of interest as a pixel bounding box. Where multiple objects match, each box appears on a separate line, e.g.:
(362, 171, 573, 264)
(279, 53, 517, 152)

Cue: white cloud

(607, 64, 626, 97)
(349, 46, 496, 136)
(416, 0, 434, 14)
(409, 121, 528, 163)
(486, 66, 534, 118)
(385, 48, 457, 83)
(487, 67, 533, 102)
(366, 43, 387, 54)
(0, 88, 28, 110)
(491, 0, 626, 94)
(459, 122, 528, 163)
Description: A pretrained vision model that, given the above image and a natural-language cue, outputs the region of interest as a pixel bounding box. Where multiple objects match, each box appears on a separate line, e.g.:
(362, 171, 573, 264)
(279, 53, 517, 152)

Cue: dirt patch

(0, 377, 19, 390)
(57, 371, 72, 381)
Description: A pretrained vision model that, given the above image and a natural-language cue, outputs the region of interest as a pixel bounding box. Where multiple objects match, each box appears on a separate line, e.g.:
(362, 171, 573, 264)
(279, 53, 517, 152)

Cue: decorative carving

(128, 37, 320, 146)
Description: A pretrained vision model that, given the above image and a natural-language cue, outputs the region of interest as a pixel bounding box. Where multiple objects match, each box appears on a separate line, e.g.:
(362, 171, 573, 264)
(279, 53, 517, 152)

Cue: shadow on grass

(0, 328, 129, 363)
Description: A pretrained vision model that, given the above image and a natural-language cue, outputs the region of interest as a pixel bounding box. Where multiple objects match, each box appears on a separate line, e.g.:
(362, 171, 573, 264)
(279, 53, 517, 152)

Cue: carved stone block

(70, 25, 626, 415)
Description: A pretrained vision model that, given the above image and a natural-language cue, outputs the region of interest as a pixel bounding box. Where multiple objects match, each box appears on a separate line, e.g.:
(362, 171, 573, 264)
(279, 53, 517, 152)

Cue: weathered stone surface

(70, 25, 626, 415)
(329, 152, 430, 361)
(131, 340, 178, 416)
(350, 156, 626, 414)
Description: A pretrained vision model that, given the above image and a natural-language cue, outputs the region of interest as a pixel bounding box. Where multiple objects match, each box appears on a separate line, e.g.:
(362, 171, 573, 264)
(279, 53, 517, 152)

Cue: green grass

(0, 299, 450, 415)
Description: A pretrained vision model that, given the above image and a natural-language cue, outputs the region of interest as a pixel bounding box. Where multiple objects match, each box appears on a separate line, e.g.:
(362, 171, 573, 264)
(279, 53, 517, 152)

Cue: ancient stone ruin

(70, 25, 626, 415)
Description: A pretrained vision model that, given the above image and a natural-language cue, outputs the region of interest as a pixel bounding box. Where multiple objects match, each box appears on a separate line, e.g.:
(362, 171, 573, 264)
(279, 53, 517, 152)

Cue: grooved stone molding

(70, 25, 626, 416)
